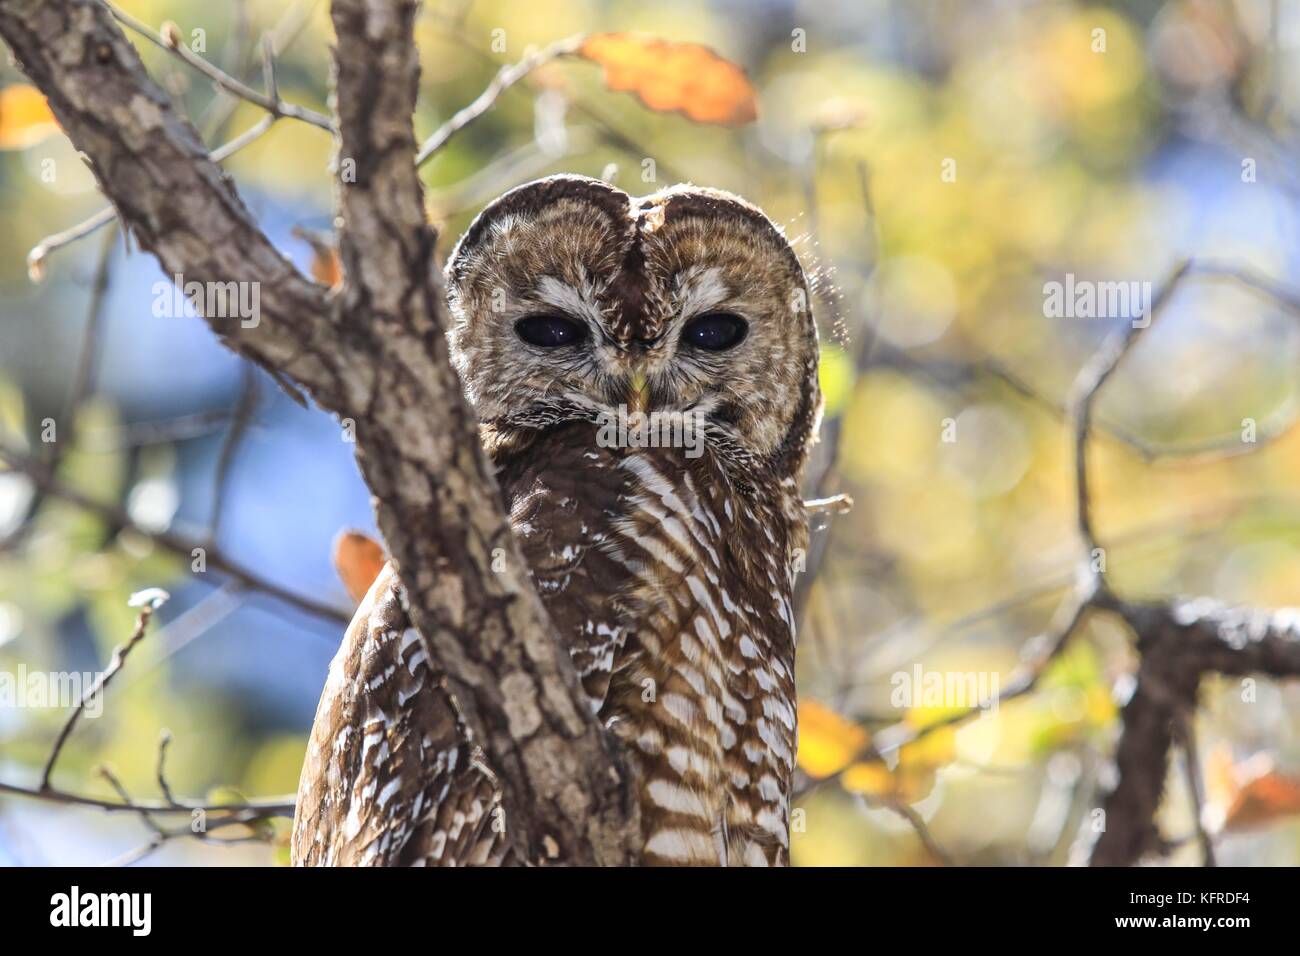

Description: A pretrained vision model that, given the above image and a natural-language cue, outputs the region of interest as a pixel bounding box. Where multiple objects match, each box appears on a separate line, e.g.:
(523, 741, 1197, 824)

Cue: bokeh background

(2, 0, 1299, 865)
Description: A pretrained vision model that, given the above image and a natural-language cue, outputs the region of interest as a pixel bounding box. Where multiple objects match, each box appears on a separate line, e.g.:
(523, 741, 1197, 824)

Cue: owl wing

(291, 563, 512, 866)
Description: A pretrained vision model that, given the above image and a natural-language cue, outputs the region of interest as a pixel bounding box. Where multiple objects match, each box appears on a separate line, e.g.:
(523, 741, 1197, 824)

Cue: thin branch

(206, 364, 260, 544)
(0, 780, 294, 818)
(155, 730, 178, 807)
(0, 444, 350, 626)
(436, 25, 693, 184)
(97, 765, 165, 836)
(1067, 260, 1192, 577)
(1, 589, 294, 861)
(804, 493, 854, 517)
(95, 761, 278, 865)
(27, 114, 277, 275)
(197, 0, 319, 142)
(416, 34, 585, 166)
(1174, 711, 1215, 867)
(110, 5, 332, 130)
(40, 602, 157, 791)
(889, 799, 954, 867)
(1, 227, 116, 551)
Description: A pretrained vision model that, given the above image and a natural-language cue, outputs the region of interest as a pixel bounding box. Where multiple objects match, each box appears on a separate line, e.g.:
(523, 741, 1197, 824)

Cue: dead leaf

(292, 226, 342, 289)
(1225, 769, 1300, 830)
(577, 33, 758, 126)
(1205, 745, 1300, 833)
(332, 529, 386, 605)
(0, 84, 59, 150)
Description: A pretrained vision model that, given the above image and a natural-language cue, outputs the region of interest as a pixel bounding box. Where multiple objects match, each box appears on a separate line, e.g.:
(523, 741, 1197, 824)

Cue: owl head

(445, 175, 821, 479)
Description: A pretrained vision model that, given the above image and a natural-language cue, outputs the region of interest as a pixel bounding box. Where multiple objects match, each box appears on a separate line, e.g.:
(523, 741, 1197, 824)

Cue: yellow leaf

(796, 698, 868, 778)
(578, 33, 758, 126)
(841, 759, 937, 804)
(0, 84, 59, 150)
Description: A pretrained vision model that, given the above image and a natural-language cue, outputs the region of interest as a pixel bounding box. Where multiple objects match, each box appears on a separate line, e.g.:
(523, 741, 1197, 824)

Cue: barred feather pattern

(291, 563, 513, 866)
(497, 421, 804, 865)
(292, 422, 804, 866)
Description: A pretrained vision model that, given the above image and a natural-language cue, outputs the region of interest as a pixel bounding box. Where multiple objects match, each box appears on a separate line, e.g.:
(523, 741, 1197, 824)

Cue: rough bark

(0, 0, 636, 865)
(1090, 599, 1300, 866)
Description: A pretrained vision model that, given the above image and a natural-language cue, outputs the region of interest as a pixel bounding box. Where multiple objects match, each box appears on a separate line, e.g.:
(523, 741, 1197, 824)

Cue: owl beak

(626, 371, 651, 415)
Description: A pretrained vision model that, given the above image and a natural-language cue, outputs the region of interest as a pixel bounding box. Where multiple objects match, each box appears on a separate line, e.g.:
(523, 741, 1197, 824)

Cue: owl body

(496, 421, 803, 864)
(292, 175, 819, 866)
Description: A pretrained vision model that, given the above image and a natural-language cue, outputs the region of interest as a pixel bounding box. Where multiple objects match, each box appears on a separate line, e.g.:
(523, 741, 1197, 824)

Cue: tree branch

(0, 443, 350, 625)
(1089, 599, 1300, 865)
(109, 4, 333, 131)
(0, 0, 635, 865)
(40, 598, 156, 790)
(415, 33, 584, 166)
(0, 589, 295, 863)
(326, 0, 635, 864)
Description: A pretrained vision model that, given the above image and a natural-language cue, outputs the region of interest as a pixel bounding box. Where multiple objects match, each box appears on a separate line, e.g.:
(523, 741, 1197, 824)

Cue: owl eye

(681, 312, 748, 351)
(514, 314, 587, 347)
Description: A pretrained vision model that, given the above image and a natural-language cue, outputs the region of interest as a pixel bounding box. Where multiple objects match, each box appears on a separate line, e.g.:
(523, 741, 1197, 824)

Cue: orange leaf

(311, 246, 342, 288)
(332, 530, 386, 606)
(577, 33, 757, 126)
(0, 84, 59, 150)
(1224, 766, 1300, 832)
(292, 227, 343, 289)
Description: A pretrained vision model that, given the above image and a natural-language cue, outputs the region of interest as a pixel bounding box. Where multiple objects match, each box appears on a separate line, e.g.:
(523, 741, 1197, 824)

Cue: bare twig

(1, 590, 294, 863)
(27, 115, 277, 274)
(889, 799, 955, 867)
(804, 494, 854, 517)
(155, 730, 178, 807)
(40, 602, 157, 790)
(1174, 712, 1216, 867)
(97, 765, 165, 836)
(0, 227, 116, 551)
(0, 780, 294, 819)
(416, 34, 585, 165)
(437, 26, 692, 184)
(1068, 261, 1192, 577)
(110, 5, 332, 130)
(198, 0, 319, 142)
(206, 364, 260, 544)
(0, 444, 349, 626)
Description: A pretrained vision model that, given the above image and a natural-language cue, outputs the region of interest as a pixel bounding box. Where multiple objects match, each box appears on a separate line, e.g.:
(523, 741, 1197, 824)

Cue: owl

(291, 174, 821, 866)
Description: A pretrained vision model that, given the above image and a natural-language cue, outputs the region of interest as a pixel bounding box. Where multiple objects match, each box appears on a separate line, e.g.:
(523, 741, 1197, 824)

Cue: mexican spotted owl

(291, 174, 821, 866)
